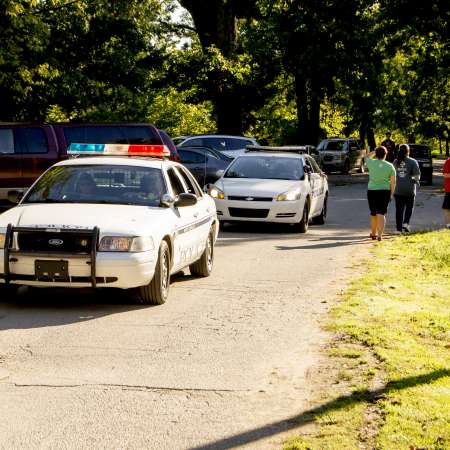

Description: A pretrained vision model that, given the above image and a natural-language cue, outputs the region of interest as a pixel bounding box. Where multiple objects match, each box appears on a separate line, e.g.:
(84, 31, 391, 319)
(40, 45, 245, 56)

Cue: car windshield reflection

(23, 165, 168, 207)
(225, 156, 304, 181)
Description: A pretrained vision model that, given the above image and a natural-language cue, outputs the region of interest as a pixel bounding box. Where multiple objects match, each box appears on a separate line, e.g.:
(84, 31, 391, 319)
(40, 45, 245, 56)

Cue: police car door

(166, 167, 198, 271)
(305, 156, 323, 215)
(175, 166, 211, 262)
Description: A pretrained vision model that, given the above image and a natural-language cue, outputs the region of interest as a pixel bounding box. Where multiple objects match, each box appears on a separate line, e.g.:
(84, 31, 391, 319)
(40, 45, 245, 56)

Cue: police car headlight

(209, 187, 225, 199)
(0, 233, 5, 249)
(98, 236, 155, 252)
(276, 188, 301, 201)
(130, 237, 155, 252)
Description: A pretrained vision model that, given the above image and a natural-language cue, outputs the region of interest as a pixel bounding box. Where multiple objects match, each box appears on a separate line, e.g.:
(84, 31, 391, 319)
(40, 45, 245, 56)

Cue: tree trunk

(215, 89, 243, 135)
(294, 74, 322, 145)
(179, 0, 244, 133)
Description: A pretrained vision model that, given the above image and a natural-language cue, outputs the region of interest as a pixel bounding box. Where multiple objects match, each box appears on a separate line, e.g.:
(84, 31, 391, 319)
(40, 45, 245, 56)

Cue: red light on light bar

(128, 144, 170, 157)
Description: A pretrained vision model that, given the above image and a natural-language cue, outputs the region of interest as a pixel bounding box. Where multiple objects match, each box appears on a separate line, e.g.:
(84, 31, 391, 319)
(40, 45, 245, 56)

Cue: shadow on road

(0, 286, 148, 331)
(190, 368, 450, 450)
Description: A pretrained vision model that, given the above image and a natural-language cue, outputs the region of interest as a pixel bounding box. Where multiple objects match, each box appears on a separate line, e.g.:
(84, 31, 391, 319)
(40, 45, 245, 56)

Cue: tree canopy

(0, 0, 448, 152)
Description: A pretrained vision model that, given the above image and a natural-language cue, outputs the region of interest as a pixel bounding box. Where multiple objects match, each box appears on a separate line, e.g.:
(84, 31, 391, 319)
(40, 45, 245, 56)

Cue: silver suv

(317, 138, 367, 174)
(174, 135, 259, 159)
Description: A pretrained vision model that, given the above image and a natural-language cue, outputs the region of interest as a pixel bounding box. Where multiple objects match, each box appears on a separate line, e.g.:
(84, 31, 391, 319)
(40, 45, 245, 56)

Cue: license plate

(35, 260, 69, 281)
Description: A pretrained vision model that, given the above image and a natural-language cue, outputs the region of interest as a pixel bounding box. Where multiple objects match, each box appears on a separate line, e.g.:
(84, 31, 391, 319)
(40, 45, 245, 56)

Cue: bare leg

(444, 209, 450, 227)
(370, 215, 377, 237)
(376, 214, 386, 239)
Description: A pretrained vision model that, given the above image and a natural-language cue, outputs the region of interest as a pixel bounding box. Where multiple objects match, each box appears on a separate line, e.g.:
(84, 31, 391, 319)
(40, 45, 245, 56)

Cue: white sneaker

(402, 223, 411, 232)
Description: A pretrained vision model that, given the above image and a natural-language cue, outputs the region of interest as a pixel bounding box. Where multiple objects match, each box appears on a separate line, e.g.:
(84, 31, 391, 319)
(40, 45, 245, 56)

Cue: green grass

(284, 230, 450, 450)
(432, 151, 448, 160)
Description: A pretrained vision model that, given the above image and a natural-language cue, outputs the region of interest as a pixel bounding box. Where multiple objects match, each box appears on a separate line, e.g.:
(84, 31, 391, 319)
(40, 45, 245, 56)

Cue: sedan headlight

(276, 188, 301, 202)
(0, 233, 5, 249)
(209, 186, 225, 199)
(99, 236, 154, 252)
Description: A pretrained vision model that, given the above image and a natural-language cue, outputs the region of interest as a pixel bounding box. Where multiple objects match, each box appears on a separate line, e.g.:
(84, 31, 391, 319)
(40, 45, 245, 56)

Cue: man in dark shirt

(381, 132, 396, 162)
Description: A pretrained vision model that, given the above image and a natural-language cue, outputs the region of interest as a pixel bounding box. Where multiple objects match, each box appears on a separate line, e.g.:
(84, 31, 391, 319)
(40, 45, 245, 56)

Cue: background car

(157, 129, 180, 161)
(177, 146, 233, 186)
(174, 135, 259, 158)
(317, 138, 366, 174)
(407, 144, 433, 185)
(209, 148, 328, 233)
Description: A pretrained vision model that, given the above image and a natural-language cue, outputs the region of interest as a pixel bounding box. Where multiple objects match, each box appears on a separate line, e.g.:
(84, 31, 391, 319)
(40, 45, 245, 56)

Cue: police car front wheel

(295, 201, 310, 233)
(133, 240, 170, 305)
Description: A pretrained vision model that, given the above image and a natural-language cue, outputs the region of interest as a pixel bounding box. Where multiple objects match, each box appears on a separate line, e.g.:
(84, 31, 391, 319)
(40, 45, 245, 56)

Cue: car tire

(342, 159, 350, 175)
(295, 201, 310, 233)
(0, 284, 18, 298)
(313, 194, 327, 225)
(134, 241, 170, 305)
(190, 230, 214, 277)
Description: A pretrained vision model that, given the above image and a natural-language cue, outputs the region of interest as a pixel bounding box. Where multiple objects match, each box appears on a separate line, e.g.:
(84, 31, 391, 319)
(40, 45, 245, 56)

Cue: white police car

(0, 144, 218, 305)
(209, 147, 328, 232)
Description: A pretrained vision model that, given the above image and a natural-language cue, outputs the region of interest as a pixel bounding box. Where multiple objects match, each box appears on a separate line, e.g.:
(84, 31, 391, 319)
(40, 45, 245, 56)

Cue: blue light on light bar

(68, 143, 105, 153)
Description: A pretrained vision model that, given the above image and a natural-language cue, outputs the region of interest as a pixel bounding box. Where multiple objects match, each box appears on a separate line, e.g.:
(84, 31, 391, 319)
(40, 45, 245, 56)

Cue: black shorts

(367, 190, 391, 216)
(443, 192, 450, 210)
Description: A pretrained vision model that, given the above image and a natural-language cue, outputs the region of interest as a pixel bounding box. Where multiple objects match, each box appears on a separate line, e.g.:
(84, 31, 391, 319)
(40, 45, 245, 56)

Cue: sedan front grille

(18, 231, 93, 254)
(228, 196, 273, 202)
(228, 208, 269, 218)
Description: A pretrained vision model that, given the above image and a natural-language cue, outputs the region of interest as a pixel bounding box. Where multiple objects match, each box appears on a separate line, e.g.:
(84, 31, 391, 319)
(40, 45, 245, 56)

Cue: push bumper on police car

(0, 225, 158, 289)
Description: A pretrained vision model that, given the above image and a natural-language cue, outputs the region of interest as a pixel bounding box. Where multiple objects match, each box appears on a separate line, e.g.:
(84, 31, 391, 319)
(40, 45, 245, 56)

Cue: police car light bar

(67, 143, 171, 158)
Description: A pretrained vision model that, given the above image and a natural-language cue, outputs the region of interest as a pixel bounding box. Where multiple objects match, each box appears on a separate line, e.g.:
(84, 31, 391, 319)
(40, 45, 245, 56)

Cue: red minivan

(0, 123, 179, 203)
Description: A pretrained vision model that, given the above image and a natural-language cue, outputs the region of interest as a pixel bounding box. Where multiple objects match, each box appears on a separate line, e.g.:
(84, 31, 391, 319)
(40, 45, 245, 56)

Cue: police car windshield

(23, 165, 167, 207)
(225, 156, 304, 180)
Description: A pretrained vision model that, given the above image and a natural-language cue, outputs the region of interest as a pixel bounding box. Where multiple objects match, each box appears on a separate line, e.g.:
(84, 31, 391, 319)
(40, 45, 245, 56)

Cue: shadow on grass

(190, 368, 450, 450)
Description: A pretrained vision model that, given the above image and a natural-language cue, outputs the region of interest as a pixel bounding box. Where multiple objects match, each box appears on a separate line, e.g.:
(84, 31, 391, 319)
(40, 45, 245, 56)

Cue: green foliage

(145, 87, 215, 136)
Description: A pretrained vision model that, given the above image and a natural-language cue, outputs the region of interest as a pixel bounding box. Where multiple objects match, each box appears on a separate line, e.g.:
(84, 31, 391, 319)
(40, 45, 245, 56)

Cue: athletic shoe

(402, 223, 411, 232)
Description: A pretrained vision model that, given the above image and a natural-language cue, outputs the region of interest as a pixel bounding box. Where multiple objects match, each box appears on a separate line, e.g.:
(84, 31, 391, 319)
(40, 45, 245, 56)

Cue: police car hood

(0, 203, 168, 236)
(218, 178, 300, 197)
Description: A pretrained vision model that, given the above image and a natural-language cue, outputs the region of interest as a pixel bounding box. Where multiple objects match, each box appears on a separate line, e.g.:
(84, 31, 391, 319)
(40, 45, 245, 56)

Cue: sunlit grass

(284, 230, 450, 449)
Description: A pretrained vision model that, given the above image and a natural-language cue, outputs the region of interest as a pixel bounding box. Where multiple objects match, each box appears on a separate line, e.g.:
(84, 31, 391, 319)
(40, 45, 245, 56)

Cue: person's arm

(367, 150, 376, 159)
(390, 175, 396, 196)
(443, 161, 450, 178)
(411, 160, 421, 182)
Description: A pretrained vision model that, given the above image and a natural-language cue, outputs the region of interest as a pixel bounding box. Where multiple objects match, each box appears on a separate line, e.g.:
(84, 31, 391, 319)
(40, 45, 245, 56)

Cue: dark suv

(317, 138, 366, 174)
(407, 144, 433, 185)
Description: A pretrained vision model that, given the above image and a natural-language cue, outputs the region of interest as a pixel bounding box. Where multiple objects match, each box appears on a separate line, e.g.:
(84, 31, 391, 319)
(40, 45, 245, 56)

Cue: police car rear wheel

(190, 230, 214, 277)
(135, 241, 170, 305)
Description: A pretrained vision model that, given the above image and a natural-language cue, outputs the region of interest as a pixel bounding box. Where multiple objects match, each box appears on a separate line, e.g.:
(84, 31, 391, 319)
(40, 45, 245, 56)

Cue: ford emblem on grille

(245, 197, 254, 201)
(48, 239, 64, 246)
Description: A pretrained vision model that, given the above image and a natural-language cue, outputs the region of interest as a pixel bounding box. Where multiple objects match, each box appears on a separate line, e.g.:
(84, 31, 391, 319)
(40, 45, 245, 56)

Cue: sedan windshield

(225, 156, 304, 180)
(409, 145, 430, 159)
(23, 165, 167, 206)
(318, 140, 345, 151)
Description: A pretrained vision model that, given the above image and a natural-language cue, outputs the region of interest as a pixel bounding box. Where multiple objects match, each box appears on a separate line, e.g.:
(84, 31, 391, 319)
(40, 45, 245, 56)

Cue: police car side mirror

(215, 169, 225, 178)
(160, 194, 176, 208)
(175, 193, 198, 208)
(7, 189, 24, 204)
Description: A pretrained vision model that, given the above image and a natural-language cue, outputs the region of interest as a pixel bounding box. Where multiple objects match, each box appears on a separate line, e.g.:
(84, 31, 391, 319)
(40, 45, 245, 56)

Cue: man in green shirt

(365, 146, 396, 241)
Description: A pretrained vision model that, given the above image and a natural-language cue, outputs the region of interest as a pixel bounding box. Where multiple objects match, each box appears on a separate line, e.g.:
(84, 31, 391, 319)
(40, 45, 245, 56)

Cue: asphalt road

(0, 171, 445, 450)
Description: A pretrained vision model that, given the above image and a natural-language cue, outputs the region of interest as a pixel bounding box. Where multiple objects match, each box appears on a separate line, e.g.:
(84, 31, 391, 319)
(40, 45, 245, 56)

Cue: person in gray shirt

(393, 144, 421, 232)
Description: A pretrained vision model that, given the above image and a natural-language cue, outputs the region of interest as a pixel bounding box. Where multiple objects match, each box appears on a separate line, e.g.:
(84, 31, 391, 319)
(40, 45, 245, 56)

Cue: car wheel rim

(207, 235, 213, 271)
(161, 252, 169, 295)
